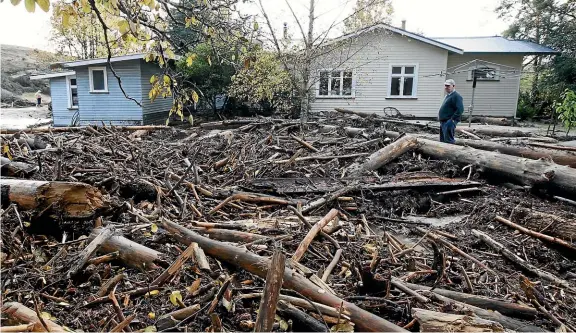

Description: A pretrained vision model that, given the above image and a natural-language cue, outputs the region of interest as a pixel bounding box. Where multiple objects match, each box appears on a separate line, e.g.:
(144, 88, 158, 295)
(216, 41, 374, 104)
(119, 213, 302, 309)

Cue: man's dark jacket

(439, 91, 464, 121)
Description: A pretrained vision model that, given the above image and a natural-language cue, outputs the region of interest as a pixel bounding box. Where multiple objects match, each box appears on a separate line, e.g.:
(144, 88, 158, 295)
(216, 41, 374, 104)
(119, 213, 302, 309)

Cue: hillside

(1, 44, 62, 106)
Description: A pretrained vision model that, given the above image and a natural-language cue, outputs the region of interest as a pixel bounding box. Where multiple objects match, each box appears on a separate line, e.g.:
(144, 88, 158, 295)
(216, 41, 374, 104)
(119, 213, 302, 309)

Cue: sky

(0, 0, 510, 52)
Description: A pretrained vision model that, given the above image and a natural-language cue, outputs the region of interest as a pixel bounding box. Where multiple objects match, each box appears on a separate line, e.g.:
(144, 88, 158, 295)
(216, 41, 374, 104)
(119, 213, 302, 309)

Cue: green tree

(557, 89, 576, 136)
(343, 0, 393, 33)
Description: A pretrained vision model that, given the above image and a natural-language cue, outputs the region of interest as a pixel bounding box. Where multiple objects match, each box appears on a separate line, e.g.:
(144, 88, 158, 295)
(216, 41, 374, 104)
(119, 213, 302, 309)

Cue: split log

(412, 308, 505, 332)
(1, 179, 104, 219)
(351, 136, 418, 175)
(419, 290, 545, 332)
(413, 138, 576, 197)
(510, 208, 576, 241)
(495, 216, 576, 252)
(160, 219, 408, 332)
(403, 282, 538, 319)
(68, 226, 114, 278)
(255, 250, 286, 332)
(277, 300, 326, 332)
(292, 209, 339, 262)
(0, 157, 38, 177)
(452, 138, 576, 167)
(472, 229, 575, 291)
(1, 302, 65, 332)
(0, 125, 169, 134)
(90, 228, 163, 270)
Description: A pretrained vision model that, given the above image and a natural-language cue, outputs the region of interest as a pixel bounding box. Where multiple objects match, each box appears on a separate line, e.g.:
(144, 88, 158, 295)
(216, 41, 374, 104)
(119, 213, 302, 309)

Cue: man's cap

(444, 79, 456, 86)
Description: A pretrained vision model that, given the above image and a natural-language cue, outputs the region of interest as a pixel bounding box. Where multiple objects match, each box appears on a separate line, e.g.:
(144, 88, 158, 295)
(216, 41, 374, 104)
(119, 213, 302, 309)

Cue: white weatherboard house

(310, 23, 558, 118)
(31, 54, 173, 127)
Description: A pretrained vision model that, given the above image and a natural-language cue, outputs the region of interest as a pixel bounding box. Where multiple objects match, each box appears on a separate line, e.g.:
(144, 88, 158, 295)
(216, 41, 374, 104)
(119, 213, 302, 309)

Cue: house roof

(433, 36, 559, 54)
(324, 23, 464, 54)
(30, 71, 76, 80)
(53, 53, 149, 68)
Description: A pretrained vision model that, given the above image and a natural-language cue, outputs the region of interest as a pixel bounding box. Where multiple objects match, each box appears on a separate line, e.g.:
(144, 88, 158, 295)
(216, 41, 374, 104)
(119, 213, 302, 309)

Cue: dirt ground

(0, 105, 51, 129)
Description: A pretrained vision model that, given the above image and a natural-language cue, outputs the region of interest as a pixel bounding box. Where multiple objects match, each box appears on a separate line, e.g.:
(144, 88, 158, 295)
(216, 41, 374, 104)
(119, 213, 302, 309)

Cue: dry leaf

(148, 312, 156, 320)
(169, 290, 182, 306)
(151, 223, 158, 233)
(186, 278, 202, 294)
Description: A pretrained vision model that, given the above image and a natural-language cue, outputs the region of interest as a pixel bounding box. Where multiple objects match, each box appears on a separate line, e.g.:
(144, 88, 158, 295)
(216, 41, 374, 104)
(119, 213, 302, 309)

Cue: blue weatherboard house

(31, 54, 174, 127)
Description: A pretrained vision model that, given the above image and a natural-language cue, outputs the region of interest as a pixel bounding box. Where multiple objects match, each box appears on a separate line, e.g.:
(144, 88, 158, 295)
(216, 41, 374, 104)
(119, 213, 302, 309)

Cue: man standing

(438, 79, 464, 143)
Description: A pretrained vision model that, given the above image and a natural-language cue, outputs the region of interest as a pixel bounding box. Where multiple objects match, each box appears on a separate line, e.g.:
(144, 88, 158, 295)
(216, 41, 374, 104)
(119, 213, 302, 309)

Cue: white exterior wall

(309, 30, 449, 117)
(446, 53, 523, 117)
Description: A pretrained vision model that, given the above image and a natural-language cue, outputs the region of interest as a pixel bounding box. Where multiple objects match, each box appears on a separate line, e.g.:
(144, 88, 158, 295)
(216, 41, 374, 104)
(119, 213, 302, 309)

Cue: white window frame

(66, 75, 79, 109)
(468, 65, 500, 81)
(387, 64, 419, 99)
(88, 66, 108, 93)
(315, 69, 356, 98)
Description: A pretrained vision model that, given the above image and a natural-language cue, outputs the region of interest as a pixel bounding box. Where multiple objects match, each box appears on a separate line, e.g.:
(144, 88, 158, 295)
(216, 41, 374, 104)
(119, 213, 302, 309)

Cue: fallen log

(192, 227, 267, 243)
(1, 179, 105, 219)
(292, 209, 339, 263)
(255, 250, 286, 332)
(0, 125, 169, 134)
(472, 229, 575, 291)
(412, 308, 505, 332)
(156, 304, 201, 331)
(351, 136, 418, 175)
(68, 226, 114, 278)
(470, 116, 511, 126)
(277, 300, 327, 332)
(510, 208, 576, 241)
(452, 138, 576, 167)
(160, 219, 408, 332)
(0, 157, 39, 177)
(495, 216, 576, 252)
(1, 302, 65, 332)
(528, 142, 576, 152)
(90, 228, 164, 270)
(403, 282, 538, 319)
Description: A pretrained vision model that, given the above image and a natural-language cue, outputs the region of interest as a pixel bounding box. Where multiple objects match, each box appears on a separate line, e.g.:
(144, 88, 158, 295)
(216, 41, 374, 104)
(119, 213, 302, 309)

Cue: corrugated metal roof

(433, 36, 559, 54)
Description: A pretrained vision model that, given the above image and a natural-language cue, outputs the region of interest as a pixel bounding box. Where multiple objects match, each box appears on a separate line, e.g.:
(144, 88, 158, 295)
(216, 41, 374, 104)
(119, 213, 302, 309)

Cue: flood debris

(1, 112, 575, 332)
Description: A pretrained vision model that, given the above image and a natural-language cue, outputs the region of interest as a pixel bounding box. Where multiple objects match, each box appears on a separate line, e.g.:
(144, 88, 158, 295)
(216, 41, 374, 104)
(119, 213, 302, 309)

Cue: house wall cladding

(446, 53, 522, 118)
(140, 60, 173, 125)
(50, 77, 76, 127)
(309, 31, 448, 118)
(75, 60, 144, 126)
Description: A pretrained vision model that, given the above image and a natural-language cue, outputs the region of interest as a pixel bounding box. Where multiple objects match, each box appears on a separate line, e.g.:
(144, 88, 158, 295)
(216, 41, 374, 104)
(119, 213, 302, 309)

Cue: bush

(557, 89, 576, 136)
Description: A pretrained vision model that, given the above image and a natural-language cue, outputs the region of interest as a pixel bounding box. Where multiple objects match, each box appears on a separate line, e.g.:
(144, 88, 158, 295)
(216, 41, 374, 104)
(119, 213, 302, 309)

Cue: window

(317, 70, 354, 97)
(468, 66, 500, 81)
(67, 75, 78, 109)
(388, 64, 418, 98)
(89, 67, 108, 92)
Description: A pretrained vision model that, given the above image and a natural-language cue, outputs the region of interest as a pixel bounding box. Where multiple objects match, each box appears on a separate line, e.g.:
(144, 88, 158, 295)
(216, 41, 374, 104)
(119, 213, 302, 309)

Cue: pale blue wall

(140, 60, 173, 124)
(75, 60, 144, 126)
(50, 77, 76, 127)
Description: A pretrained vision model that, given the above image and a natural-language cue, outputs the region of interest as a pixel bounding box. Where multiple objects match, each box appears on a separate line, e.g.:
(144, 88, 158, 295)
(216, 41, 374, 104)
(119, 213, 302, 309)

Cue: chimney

(283, 22, 288, 39)
(401, 20, 406, 30)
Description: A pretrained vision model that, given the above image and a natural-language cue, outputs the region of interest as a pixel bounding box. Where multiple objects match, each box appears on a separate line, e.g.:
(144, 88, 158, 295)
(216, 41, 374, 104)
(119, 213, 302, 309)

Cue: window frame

(88, 66, 109, 93)
(66, 75, 79, 109)
(387, 64, 419, 99)
(467, 65, 500, 81)
(315, 69, 356, 98)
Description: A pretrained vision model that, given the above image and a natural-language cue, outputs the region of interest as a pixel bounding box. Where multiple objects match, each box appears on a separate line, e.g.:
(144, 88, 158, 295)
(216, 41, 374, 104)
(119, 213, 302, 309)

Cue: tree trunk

(255, 250, 286, 332)
(510, 207, 576, 241)
(470, 117, 511, 126)
(2, 302, 66, 332)
(415, 138, 576, 197)
(351, 136, 418, 175)
(452, 138, 576, 167)
(160, 219, 407, 332)
(0, 157, 38, 177)
(90, 228, 163, 270)
(412, 308, 505, 332)
(1, 179, 105, 219)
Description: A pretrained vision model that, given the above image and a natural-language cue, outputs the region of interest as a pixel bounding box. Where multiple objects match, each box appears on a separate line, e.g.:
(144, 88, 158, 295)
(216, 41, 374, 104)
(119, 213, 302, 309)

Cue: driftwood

(0, 157, 39, 177)
(90, 228, 163, 270)
(351, 136, 418, 175)
(470, 117, 511, 126)
(412, 308, 505, 332)
(495, 215, 576, 252)
(292, 209, 339, 262)
(510, 207, 576, 241)
(68, 226, 114, 278)
(528, 142, 576, 152)
(277, 300, 326, 332)
(403, 282, 538, 319)
(192, 227, 267, 243)
(151, 242, 196, 286)
(156, 304, 201, 331)
(2, 302, 65, 332)
(472, 229, 575, 291)
(160, 219, 408, 332)
(1, 179, 105, 219)
(255, 250, 286, 332)
(0, 125, 169, 134)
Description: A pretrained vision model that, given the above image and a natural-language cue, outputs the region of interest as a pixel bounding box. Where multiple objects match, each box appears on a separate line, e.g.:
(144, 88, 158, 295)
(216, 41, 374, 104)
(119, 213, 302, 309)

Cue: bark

(68, 226, 114, 278)
(191, 242, 211, 271)
(351, 136, 418, 175)
(452, 138, 576, 167)
(472, 229, 575, 291)
(403, 282, 538, 319)
(152, 242, 196, 286)
(1, 179, 105, 219)
(0, 157, 39, 177)
(160, 219, 408, 332)
(255, 250, 286, 332)
(510, 207, 576, 241)
(412, 308, 505, 332)
(414, 138, 576, 197)
(1, 302, 65, 332)
(495, 216, 576, 252)
(89, 228, 163, 270)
